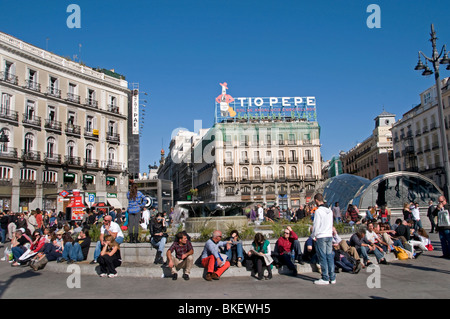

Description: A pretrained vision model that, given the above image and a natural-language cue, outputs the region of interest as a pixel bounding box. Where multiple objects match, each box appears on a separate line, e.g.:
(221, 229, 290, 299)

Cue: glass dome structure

(322, 172, 443, 211)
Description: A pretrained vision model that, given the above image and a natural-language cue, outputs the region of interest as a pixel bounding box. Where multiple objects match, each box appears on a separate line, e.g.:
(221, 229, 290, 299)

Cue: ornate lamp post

(414, 24, 450, 198)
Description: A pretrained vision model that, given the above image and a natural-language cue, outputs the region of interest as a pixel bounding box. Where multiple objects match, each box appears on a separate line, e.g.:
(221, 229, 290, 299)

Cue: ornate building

(0, 31, 130, 212)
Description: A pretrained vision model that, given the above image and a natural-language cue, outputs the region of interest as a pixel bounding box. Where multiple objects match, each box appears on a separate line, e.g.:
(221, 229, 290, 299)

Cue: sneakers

(172, 273, 178, 280)
(108, 273, 118, 278)
(182, 274, 190, 281)
(314, 279, 330, 285)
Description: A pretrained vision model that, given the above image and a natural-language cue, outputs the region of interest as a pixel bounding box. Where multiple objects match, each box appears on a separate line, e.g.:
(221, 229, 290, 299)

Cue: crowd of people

(1, 189, 449, 283)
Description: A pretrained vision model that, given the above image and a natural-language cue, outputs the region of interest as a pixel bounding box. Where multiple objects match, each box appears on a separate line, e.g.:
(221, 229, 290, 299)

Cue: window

(290, 166, 297, 178)
(306, 165, 313, 177)
(1, 93, 12, 114)
(278, 166, 285, 179)
(0, 166, 12, 180)
(20, 168, 36, 181)
(0, 128, 10, 151)
(108, 121, 116, 135)
(266, 167, 273, 179)
(225, 151, 232, 162)
(49, 76, 59, 96)
(48, 106, 56, 122)
(85, 144, 94, 162)
(43, 170, 58, 183)
(254, 167, 261, 179)
(26, 100, 35, 120)
(68, 111, 76, 126)
(67, 140, 75, 158)
(24, 133, 34, 152)
(226, 168, 233, 179)
(242, 167, 249, 179)
(108, 147, 116, 163)
(305, 149, 312, 160)
(46, 137, 56, 157)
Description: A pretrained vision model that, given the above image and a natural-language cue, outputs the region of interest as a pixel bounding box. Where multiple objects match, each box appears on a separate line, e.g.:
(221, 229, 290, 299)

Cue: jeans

(0, 228, 6, 243)
(94, 236, 124, 261)
(438, 228, 450, 257)
(62, 242, 84, 262)
(223, 242, 244, 262)
(11, 246, 27, 261)
(315, 237, 335, 282)
(358, 245, 384, 263)
(151, 236, 166, 253)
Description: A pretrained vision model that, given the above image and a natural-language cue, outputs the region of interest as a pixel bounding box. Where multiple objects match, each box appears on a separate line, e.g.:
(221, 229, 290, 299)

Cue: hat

(56, 230, 65, 235)
(18, 228, 26, 233)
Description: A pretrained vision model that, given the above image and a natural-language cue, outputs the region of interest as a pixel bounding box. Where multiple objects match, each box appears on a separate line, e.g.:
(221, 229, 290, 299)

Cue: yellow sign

(93, 129, 99, 135)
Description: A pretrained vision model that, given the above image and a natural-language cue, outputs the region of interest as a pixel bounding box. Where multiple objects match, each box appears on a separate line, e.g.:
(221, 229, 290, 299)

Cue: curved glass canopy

(323, 172, 443, 211)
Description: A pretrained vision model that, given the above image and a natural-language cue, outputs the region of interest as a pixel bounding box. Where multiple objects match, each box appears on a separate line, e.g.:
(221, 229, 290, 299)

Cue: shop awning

(107, 198, 122, 209)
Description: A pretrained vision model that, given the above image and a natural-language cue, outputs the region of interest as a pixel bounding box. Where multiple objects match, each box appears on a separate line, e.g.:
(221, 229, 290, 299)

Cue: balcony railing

(22, 149, 41, 161)
(44, 119, 62, 132)
(0, 109, 19, 123)
(108, 104, 119, 114)
(65, 155, 81, 166)
(0, 71, 18, 85)
(103, 160, 123, 171)
(106, 132, 120, 143)
(46, 86, 61, 98)
(0, 147, 17, 159)
(288, 157, 298, 164)
(84, 158, 99, 168)
(85, 98, 98, 108)
(67, 93, 80, 104)
(303, 157, 314, 164)
(84, 128, 99, 139)
(25, 80, 41, 92)
(22, 114, 41, 127)
(65, 124, 81, 136)
(44, 153, 61, 164)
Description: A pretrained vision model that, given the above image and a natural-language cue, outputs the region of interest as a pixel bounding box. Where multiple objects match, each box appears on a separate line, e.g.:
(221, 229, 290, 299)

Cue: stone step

(45, 252, 396, 279)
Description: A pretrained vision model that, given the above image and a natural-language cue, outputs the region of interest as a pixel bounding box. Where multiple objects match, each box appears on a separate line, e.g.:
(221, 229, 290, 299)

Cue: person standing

(126, 183, 145, 243)
(433, 195, 450, 259)
(427, 200, 437, 233)
(411, 202, 422, 231)
(257, 204, 264, 223)
(332, 202, 341, 223)
(311, 193, 335, 285)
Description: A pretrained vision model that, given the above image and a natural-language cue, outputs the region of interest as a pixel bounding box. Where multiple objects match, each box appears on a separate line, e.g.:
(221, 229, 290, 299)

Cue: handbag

(394, 246, 409, 260)
(437, 209, 450, 227)
(425, 243, 434, 251)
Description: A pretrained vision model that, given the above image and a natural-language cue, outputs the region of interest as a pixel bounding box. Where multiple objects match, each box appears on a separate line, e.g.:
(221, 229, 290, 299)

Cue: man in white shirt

(411, 203, 422, 231)
(257, 204, 264, 223)
(91, 215, 124, 263)
(312, 193, 335, 285)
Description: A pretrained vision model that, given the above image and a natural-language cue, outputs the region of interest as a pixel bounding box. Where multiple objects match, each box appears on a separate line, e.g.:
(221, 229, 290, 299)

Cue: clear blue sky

(1, 0, 449, 172)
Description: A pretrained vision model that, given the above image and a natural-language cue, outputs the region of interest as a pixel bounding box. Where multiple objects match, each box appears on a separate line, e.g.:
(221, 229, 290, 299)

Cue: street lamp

(414, 24, 450, 198)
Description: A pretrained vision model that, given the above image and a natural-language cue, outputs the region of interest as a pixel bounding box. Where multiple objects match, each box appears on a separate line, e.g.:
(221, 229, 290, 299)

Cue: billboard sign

(214, 83, 317, 123)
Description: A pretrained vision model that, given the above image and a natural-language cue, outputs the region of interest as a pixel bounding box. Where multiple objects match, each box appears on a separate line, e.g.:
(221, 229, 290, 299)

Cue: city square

(0, 1, 450, 302)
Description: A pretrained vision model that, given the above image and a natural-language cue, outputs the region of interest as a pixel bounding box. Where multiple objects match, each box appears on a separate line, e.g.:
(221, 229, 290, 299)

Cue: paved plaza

(0, 232, 449, 302)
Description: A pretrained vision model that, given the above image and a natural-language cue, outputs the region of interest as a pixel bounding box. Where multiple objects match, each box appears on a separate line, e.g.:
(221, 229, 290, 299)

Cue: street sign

(88, 194, 95, 202)
(144, 196, 153, 207)
(59, 190, 69, 198)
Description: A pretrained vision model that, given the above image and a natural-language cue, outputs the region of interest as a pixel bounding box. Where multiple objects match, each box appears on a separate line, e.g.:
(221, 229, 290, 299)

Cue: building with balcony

(0, 31, 130, 212)
(341, 111, 396, 180)
(391, 77, 450, 190)
(159, 120, 322, 209)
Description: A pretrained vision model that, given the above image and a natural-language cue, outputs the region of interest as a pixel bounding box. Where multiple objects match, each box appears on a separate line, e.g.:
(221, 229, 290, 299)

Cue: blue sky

(1, 0, 449, 172)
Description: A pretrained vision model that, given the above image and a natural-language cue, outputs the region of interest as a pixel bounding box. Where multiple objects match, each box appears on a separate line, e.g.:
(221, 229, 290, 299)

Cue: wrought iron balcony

(0, 71, 18, 85)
